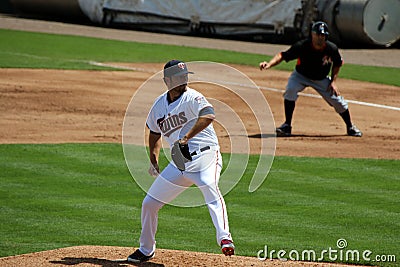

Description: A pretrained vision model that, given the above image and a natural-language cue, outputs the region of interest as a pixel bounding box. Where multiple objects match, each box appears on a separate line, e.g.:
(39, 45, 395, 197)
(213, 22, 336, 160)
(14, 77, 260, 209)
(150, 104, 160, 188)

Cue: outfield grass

(0, 144, 399, 266)
(0, 29, 399, 86)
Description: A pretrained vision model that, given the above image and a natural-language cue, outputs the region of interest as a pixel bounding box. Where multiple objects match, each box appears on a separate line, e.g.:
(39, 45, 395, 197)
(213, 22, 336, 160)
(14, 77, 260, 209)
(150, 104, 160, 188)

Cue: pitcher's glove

(171, 140, 192, 171)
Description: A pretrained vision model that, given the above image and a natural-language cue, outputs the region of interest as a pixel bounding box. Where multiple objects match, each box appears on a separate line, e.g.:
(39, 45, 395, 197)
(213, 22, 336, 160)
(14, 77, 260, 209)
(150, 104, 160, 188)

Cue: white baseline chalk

(91, 61, 400, 112)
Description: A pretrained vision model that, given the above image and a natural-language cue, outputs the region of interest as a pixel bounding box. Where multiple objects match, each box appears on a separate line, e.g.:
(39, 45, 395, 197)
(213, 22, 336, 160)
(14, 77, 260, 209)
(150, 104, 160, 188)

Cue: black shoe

(127, 249, 155, 263)
(347, 125, 362, 137)
(276, 123, 292, 137)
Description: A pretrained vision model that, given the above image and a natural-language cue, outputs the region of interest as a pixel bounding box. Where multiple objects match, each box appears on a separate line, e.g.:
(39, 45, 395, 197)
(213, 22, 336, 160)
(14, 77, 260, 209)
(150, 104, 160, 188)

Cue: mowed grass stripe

(0, 29, 399, 86)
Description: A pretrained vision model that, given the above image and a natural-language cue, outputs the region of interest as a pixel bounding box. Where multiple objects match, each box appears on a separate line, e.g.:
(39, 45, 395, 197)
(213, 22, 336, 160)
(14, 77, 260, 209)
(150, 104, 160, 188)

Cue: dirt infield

(0, 16, 399, 266)
(1, 65, 399, 159)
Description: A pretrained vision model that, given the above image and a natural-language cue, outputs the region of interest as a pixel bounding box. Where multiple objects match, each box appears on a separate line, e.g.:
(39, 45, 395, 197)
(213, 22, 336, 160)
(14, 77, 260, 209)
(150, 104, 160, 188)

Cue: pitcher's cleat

(221, 239, 235, 256)
(127, 249, 155, 263)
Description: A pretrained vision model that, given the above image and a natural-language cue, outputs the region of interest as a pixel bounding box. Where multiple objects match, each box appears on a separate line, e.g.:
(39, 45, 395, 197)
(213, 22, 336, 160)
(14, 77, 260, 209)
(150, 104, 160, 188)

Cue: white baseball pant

(138, 148, 232, 256)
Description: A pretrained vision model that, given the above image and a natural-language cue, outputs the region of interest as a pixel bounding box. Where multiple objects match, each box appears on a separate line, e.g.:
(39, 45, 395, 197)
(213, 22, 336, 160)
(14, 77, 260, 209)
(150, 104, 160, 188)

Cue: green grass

(0, 29, 399, 86)
(0, 29, 263, 70)
(1, 144, 399, 266)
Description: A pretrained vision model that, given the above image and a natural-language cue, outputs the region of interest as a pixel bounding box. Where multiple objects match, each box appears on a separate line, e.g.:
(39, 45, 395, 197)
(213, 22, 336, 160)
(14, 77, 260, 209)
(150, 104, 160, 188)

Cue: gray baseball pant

(284, 70, 348, 113)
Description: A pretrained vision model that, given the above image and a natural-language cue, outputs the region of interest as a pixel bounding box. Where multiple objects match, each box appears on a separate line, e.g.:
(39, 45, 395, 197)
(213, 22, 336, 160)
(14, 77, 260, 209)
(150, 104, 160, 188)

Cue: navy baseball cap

(163, 60, 194, 77)
(311, 21, 329, 36)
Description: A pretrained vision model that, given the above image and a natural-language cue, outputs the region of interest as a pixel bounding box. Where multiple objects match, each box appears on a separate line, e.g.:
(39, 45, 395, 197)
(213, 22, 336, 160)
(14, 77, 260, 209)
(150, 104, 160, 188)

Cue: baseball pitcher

(127, 60, 234, 263)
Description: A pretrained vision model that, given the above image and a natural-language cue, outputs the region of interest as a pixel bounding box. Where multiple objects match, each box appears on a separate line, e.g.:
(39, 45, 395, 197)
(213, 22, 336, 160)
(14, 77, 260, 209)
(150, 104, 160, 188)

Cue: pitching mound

(0, 245, 370, 267)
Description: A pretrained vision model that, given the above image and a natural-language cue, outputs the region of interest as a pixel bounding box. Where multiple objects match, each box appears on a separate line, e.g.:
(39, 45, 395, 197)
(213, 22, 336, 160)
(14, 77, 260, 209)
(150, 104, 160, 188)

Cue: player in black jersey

(260, 21, 362, 137)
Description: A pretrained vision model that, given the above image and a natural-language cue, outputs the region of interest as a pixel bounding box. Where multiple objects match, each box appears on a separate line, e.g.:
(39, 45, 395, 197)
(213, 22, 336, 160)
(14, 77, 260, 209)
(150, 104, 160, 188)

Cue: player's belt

(190, 146, 210, 156)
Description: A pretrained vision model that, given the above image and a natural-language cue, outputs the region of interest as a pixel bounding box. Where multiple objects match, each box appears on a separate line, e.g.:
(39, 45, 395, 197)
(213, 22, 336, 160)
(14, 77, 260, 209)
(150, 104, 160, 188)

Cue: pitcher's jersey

(146, 87, 219, 150)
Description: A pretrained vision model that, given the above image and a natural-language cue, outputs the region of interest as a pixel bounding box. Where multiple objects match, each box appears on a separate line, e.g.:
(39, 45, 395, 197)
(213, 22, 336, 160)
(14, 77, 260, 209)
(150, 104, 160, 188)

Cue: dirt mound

(0, 245, 370, 267)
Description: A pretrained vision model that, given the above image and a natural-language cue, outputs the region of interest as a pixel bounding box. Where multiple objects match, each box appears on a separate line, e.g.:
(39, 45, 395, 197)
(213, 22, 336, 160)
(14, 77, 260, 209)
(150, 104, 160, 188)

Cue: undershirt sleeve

(198, 106, 215, 117)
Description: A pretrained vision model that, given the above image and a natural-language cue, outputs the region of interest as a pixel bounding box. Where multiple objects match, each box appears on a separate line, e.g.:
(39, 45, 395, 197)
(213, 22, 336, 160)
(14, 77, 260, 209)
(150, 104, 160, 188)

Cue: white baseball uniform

(138, 87, 233, 256)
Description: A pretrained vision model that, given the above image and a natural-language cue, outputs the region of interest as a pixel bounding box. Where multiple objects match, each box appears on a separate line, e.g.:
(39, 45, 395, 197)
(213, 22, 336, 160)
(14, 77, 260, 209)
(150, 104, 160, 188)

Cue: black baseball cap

(163, 60, 194, 77)
(311, 21, 329, 36)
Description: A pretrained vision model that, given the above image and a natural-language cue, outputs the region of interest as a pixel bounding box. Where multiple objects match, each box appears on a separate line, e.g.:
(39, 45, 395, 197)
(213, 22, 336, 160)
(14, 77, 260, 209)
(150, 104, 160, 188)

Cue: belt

(190, 146, 210, 156)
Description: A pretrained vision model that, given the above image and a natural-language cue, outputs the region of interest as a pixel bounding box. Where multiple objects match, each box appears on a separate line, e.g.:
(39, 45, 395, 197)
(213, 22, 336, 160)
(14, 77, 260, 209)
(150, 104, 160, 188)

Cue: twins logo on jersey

(157, 112, 188, 137)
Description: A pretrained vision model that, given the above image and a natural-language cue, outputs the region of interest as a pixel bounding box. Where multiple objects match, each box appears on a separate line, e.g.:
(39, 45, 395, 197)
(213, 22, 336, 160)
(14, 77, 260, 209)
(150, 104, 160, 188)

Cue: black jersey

(281, 39, 343, 80)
